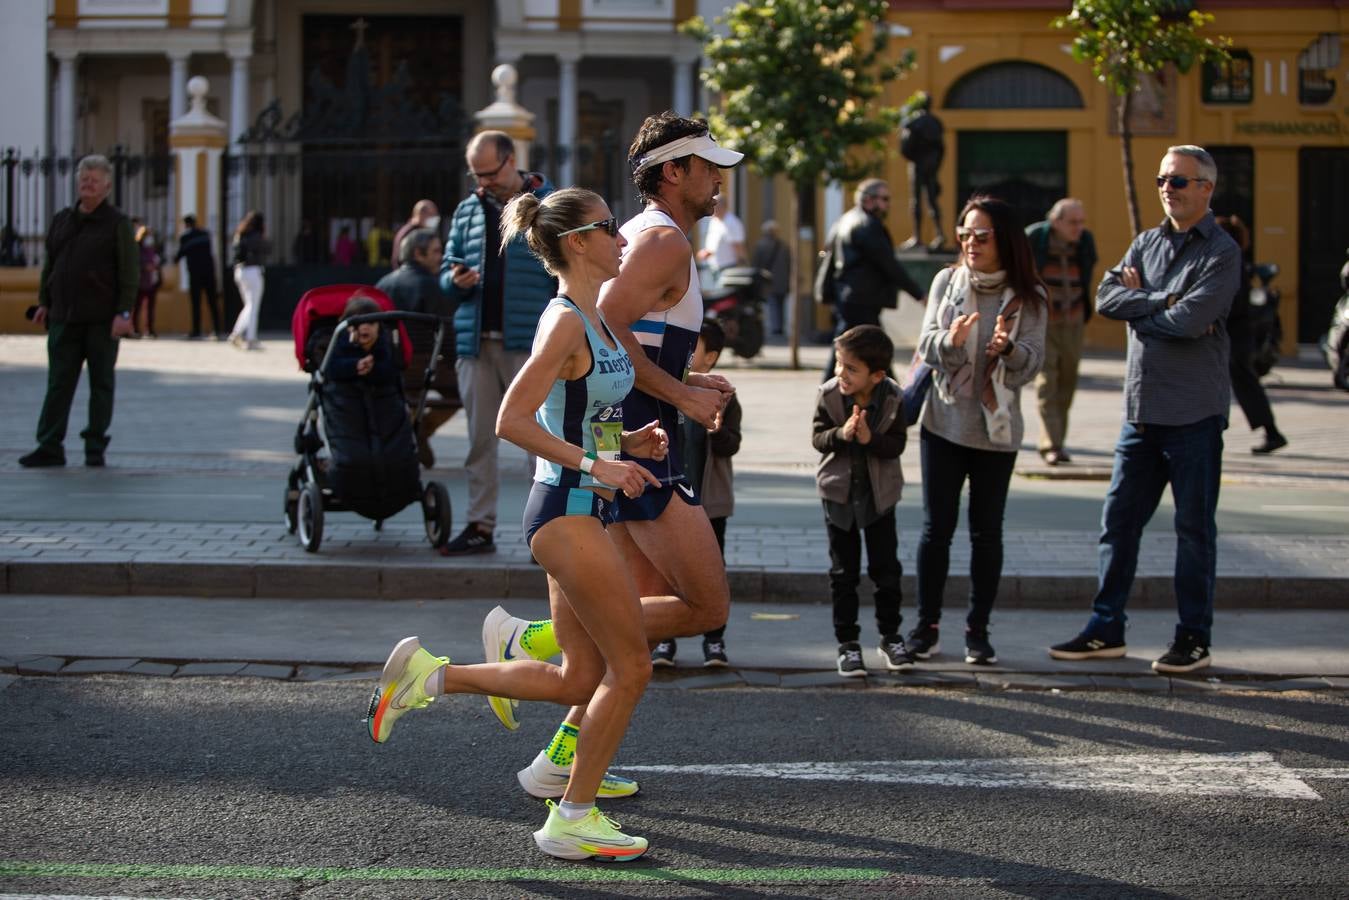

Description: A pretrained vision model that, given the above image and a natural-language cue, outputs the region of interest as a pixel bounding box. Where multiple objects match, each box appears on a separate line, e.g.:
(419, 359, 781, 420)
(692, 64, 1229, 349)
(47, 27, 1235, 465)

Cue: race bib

(591, 420, 623, 462)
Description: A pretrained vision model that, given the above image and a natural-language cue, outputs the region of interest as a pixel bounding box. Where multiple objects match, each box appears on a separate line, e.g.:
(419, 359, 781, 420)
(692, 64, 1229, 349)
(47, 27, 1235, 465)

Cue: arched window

(945, 62, 1084, 109)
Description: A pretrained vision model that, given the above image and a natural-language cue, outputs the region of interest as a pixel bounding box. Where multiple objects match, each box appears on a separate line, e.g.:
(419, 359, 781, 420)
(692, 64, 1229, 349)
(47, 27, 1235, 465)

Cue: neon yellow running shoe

(365, 636, 449, 744)
(532, 800, 648, 862)
(517, 749, 640, 799)
(481, 605, 530, 731)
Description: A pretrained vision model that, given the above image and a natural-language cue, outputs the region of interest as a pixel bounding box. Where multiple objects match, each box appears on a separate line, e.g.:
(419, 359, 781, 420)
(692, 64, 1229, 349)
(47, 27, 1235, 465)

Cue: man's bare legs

(552, 496, 729, 734)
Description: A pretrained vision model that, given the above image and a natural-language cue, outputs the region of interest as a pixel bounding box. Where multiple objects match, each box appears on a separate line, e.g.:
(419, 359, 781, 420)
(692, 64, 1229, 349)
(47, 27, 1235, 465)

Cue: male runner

(483, 111, 742, 799)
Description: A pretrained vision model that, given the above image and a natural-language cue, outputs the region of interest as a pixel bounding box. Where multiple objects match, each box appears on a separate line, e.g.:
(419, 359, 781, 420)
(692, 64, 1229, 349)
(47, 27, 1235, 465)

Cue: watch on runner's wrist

(579, 451, 597, 474)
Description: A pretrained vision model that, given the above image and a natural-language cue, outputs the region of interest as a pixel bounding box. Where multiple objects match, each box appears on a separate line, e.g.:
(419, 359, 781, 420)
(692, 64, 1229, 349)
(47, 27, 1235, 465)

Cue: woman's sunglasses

(956, 226, 994, 245)
(1156, 175, 1209, 189)
(559, 218, 619, 238)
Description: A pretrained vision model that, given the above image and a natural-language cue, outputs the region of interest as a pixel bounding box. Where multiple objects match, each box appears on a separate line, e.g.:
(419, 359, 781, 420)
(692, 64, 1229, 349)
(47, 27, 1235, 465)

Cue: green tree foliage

(682, 0, 915, 366)
(1053, 0, 1230, 236)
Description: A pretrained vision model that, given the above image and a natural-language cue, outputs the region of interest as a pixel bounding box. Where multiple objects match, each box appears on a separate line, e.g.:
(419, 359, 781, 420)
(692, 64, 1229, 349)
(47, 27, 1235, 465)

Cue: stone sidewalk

(1, 334, 1346, 607)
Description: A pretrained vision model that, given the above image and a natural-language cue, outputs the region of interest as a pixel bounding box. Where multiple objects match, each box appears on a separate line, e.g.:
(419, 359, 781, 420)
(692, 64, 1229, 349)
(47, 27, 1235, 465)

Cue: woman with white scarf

(908, 195, 1046, 666)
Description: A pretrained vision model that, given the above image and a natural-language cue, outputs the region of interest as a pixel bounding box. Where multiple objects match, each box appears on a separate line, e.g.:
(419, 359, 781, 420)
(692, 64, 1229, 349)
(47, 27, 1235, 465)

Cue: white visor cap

(633, 133, 744, 175)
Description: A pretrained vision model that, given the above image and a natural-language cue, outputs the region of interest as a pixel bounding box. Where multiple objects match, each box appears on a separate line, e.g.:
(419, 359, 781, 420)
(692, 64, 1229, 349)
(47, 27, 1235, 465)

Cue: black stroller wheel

(298, 483, 324, 552)
(423, 481, 452, 548)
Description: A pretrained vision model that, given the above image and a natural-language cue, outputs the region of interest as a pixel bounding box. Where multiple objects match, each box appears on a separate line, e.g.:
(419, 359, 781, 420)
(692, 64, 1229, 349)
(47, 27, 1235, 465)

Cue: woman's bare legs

(528, 514, 650, 804)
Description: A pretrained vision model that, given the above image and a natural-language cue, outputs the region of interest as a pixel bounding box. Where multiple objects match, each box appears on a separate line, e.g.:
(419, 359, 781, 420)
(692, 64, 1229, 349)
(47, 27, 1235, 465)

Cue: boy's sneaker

(837, 641, 867, 678)
(964, 630, 997, 665)
(481, 605, 529, 731)
(517, 749, 640, 800)
(651, 639, 676, 667)
(906, 621, 941, 659)
(702, 637, 729, 667)
(443, 523, 495, 555)
(533, 800, 648, 862)
(877, 635, 915, 671)
(364, 636, 449, 744)
(1152, 634, 1212, 674)
(1048, 633, 1127, 660)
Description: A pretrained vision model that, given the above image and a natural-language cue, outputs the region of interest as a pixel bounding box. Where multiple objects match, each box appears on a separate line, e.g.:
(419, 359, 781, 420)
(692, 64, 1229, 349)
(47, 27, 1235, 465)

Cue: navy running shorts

(522, 482, 610, 546)
(607, 478, 699, 524)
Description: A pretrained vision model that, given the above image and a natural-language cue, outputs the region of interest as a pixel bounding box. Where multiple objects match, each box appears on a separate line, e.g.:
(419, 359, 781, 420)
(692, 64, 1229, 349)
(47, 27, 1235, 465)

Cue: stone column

(474, 64, 536, 170)
(53, 50, 78, 157)
(556, 52, 580, 187)
(673, 56, 695, 117)
(168, 50, 190, 121)
(53, 49, 79, 209)
(225, 38, 252, 230)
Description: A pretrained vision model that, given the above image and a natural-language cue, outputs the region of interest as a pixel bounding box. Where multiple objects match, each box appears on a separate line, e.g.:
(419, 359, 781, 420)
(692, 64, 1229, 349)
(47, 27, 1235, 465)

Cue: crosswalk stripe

(621, 752, 1347, 800)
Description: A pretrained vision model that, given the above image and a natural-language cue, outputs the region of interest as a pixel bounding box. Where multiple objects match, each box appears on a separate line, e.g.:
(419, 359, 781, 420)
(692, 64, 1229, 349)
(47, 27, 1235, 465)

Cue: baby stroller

(285, 284, 453, 552)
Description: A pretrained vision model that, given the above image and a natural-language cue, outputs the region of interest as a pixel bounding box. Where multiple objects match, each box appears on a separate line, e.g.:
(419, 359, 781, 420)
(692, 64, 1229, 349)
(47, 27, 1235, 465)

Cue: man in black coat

(822, 179, 926, 379)
(175, 214, 222, 339)
(21, 154, 137, 468)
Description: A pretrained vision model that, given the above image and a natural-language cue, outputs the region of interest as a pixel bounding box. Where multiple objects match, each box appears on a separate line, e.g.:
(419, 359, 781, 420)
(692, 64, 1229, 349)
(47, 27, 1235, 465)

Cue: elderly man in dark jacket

(21, 155, 137, 468)
(378, 227, 458, 467)
(821, 179, 926, 379)
(1025, 198, 1098, 465)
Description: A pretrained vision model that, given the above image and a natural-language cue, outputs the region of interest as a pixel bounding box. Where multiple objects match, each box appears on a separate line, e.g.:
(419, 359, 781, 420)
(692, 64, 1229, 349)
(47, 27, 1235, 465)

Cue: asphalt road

(2, 677, 1346, 898)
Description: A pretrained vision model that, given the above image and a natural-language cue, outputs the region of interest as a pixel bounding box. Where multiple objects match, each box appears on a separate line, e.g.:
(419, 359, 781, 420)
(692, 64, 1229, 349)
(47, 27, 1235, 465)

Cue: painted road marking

(621, 752, 1349, 801)
(0, 895, 203, 900)
(0, 864, 885, 886)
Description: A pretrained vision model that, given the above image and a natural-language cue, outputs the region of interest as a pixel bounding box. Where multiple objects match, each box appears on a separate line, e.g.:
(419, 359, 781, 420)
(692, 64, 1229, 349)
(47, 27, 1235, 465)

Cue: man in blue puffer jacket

(440, 130, 557, 554)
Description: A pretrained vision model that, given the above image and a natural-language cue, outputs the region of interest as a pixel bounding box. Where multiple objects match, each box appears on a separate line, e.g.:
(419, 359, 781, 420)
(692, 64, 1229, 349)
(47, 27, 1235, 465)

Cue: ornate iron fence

(1, 147, 178, 268)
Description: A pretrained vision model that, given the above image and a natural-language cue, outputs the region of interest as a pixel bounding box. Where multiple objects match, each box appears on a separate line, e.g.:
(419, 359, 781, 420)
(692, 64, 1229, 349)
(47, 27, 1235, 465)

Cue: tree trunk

(1119, 89, 1141, 238)
(788, 179, 816, 371)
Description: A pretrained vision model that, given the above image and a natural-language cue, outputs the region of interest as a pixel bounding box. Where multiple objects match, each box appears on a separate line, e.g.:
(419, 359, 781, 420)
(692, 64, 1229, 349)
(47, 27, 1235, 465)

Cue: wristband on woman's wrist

(578, 450, 598, 474)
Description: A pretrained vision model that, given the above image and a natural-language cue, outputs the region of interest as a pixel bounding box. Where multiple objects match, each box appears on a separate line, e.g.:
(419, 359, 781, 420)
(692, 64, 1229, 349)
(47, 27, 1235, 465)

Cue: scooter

(1320, 250, 1349, 391)
(1247, 261, 1283, 377)
(703, 265, 769, 359)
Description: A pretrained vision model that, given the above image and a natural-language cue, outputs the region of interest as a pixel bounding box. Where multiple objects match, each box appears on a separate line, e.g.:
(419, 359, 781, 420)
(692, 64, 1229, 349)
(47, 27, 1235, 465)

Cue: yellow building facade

(823, 1, 1348, 350)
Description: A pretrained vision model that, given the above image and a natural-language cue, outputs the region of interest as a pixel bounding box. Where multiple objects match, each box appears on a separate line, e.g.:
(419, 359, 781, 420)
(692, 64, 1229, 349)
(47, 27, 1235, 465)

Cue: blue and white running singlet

(533, 296, 635, 490)
(614, 207, 703, 485)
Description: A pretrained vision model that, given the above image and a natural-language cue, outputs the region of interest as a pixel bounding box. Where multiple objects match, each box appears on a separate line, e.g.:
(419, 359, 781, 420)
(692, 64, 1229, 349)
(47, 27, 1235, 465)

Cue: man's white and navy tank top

(534, 296, 635, 490)
(614, 207, 704, 484)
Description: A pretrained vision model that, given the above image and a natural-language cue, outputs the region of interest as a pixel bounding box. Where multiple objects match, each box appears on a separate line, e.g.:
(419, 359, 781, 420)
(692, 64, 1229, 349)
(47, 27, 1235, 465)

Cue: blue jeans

(1088, 416, 1224, 644)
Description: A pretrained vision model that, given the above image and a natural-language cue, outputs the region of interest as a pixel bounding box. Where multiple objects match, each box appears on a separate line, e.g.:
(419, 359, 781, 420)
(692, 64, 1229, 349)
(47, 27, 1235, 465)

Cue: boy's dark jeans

(825, 506, 903, 643)
(703, 515, 728, 641)
(916, 428, 1016, 632)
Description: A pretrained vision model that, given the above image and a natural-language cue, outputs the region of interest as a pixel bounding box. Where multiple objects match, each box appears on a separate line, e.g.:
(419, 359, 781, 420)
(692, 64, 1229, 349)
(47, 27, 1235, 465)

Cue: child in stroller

(285, 286, 452, 552)
(328, 296, 401, 385)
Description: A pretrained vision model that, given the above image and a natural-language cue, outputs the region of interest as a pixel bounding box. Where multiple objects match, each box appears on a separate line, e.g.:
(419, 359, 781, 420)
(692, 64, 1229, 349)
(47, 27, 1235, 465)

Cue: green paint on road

(0, 859, 889, 884)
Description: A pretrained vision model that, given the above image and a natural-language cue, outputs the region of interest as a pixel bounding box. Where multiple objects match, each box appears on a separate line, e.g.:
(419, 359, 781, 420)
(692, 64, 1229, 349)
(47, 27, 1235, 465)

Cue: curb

(3, 658, 1345, 694)
(3, 559, 1346, 609)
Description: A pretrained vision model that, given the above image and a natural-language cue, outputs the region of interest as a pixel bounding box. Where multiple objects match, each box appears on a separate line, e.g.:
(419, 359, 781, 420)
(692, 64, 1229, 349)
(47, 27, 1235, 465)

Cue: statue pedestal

(896, 248, 959, 296)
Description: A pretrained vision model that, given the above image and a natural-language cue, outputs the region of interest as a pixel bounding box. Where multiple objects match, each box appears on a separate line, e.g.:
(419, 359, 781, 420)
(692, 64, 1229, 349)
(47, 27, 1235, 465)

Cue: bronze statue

(898, 92, 948, 252)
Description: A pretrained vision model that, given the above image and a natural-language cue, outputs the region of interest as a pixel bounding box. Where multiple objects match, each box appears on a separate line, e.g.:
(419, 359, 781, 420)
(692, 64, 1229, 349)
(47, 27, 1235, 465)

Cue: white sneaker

(532, 800, 647, 862)
(517, 749, 640, 800)
(481, 605, 530, 731)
